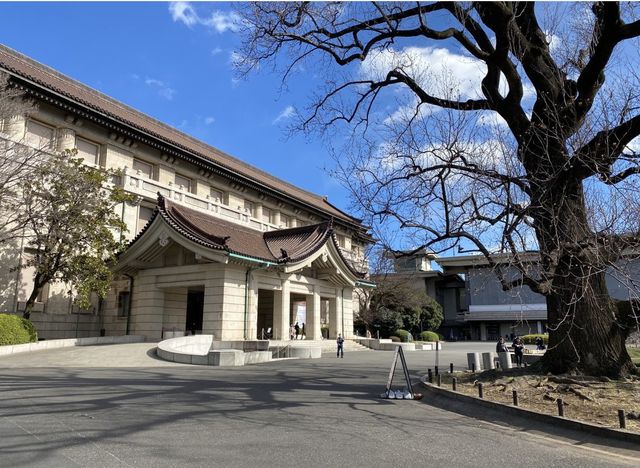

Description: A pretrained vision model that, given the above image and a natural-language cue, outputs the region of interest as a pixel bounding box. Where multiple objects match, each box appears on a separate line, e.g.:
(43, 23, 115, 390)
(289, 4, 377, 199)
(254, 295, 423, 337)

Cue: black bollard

(428, 368, 433, 383)
(512, 389, 518, 406)
(435, 365, 439, 376)
(471, 362, 476, 373)
(450, 363, 454, 373)
(478, 383, 484, 399)
(557, 398, 564, 417)
(452, 377, 457, 391)
(437, 374, 442, 387)
(618, 409, 626, 429)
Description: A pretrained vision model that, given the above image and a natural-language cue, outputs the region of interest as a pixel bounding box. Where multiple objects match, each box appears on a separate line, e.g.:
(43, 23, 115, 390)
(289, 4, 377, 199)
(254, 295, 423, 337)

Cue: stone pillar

(202, 272, 225, 340)
(498, 352, 513, 369)
(273, 281, 290, 340)
(341, 287, 353, 338)
(272, 211, 281, 227)
(480, 322, 487, 341)
(482, 352, 497, 370)
(306, 291, 322, 340)
(536, 320, 543, 334)
(129, 274, 164, 340)
(254, 203, 263, 221)
(328, 296, 339, 338)
(467, 352, 481, 371)
(57, 127, 76, 152)
(246, 274, 259, 340)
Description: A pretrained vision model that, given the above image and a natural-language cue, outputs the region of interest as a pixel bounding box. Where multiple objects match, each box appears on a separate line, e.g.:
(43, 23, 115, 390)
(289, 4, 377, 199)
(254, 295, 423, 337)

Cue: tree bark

(23, 272, 45, 320)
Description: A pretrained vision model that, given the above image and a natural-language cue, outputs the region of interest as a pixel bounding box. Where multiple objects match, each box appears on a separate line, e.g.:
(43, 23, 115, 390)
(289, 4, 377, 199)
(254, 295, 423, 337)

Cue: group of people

(496, 335, 525, 367)
(290, 322, 306, 340)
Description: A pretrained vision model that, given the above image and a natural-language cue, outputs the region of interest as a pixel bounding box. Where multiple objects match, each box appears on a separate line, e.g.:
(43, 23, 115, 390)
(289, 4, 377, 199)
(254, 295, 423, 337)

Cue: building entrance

(185, 289, 204, 335)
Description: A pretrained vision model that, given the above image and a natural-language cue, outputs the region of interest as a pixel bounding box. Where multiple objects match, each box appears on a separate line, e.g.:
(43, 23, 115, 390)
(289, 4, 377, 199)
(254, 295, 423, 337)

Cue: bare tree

(0, 72, 39, 244)
(238, 2, 640, 376)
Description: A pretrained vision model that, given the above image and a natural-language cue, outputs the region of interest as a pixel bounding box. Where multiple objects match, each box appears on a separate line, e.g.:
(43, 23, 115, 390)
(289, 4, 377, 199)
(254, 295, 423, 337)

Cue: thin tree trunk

(23, 273, 44, 320)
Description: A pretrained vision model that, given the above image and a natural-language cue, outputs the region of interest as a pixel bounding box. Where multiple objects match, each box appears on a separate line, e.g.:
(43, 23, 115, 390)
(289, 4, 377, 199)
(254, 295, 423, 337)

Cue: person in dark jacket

(294, 322, 300, 340)
(336, 334, 344, 358)
(512, 337, 525, 367)
(496, 337, 509, 353)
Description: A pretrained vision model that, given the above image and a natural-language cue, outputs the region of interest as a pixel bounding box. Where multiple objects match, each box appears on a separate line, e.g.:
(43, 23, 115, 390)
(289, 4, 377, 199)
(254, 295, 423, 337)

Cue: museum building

(0, 44, 373, 340)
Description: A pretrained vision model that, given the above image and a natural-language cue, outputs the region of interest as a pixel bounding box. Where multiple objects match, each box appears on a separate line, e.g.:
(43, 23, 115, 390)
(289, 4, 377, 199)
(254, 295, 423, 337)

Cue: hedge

(0, 313, 38, 345)
(390, 336, 401, 342)
(521, 333, 548, 345)
(419, 331, 443, 342)
(393, 329, 413, 342)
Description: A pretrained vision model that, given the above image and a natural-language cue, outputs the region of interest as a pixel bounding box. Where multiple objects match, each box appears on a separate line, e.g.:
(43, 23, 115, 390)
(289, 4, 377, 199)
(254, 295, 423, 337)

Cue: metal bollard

(452, 377, 457, 391)
(437, 374, 442, 387)
(512, 389, 518, 406)
(428, 368, 433, 383)
(450, 363, 454, 373)
(557, 398, 564, 417)
(478, 383, 484, 399)
(435, 365, 439, 376)
(471, 362, 476, 373)
(618, 409, 626, 429)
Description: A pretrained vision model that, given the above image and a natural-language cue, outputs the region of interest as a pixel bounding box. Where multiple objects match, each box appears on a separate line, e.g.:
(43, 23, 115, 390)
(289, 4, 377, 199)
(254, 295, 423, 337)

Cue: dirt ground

(435, 368, 640, 432)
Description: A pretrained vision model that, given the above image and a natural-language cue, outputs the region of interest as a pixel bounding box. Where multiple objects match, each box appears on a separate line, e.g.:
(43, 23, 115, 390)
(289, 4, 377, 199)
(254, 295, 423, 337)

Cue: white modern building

(0, 44, 373, 340)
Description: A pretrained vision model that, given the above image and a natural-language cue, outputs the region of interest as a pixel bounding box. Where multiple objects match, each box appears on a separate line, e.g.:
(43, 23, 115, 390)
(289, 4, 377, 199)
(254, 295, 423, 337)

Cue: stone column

(328, 296, 339, 338)
(272, 211, 281, 227)
(273, 281, 290, 340)
(306, 291, 322, 340)
(536, 320, 543, 334)
(480, 322, 487, 341)
(247, 275, 259, 340)
(57, 127, 76, 152)
(129, 273, 164, 340)
(202, 272, 225, 340)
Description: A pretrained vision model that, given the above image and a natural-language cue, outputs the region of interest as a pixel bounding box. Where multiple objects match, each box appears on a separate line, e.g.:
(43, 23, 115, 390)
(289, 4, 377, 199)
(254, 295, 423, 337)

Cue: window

(262, 207, 273, 224)
(175, 173, 192, 192)
(244, 200, 255, 217)
(210, 187, 223, 203)
(337, 234, 347, 248)
(75, 137, 100, 165)
(280, 214, 290, 228)
(117, 291, 131, 318)
(25, 120, 54, 149)
(137, 206, 154, 233)
(133, 158, 154, 178)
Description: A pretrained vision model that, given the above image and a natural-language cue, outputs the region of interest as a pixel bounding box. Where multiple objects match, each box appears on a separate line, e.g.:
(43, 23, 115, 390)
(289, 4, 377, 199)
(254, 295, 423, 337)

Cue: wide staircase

(268, 339, 371, 354)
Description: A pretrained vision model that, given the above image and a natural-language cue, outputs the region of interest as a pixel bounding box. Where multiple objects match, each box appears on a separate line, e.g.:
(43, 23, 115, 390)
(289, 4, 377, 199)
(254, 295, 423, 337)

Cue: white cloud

(272, 105, 296, 124)
(211, 47, 223, 56)
(169, 2, 242, 33)
(144, 78, 175, 100)
(205, 116, 216, 125)
(169, 1, 198, 27)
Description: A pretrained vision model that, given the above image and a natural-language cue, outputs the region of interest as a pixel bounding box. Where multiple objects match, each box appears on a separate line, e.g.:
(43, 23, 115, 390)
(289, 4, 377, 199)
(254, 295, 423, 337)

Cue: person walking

(289, 324, 295, 341)
(301, 323, 306, 340)
(294, 322, 300, 340)
(336, 334, 344, 358)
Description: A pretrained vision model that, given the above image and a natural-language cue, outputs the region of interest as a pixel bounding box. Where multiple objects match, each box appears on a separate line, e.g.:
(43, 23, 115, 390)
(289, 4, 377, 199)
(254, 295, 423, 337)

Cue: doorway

(185, 288, 204, 335)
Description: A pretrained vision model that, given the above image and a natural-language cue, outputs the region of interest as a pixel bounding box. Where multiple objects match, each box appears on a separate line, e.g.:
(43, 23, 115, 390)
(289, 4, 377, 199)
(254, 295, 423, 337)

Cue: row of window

(22, 120, 357, 247)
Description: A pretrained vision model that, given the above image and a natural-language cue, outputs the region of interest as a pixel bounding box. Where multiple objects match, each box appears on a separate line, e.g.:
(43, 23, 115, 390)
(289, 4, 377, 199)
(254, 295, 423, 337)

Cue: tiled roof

(0, 44, 361, 226)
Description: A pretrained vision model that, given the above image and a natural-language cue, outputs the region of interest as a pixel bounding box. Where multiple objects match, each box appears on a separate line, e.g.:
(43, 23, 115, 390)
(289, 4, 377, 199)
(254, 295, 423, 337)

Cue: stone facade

(0, 45, 372, 340)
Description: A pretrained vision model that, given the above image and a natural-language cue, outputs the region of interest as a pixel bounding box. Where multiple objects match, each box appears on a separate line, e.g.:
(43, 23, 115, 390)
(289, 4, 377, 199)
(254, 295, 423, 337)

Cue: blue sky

(0, 1, 348, 209)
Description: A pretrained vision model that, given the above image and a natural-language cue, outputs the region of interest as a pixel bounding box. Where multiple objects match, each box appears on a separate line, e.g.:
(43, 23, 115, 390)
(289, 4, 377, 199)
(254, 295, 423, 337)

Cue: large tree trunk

(23, 272, 44, 320)
(526, 141, 636, 376)
(542, 268, 635, 377)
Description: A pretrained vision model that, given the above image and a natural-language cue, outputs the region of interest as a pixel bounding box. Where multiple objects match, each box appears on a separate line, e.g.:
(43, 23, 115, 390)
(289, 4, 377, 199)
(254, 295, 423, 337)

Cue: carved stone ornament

(158, 231, 170, 247)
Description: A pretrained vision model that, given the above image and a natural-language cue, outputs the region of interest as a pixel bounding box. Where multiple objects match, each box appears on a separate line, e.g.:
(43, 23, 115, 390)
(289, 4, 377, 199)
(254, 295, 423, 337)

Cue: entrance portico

(112, 195, 372, 341)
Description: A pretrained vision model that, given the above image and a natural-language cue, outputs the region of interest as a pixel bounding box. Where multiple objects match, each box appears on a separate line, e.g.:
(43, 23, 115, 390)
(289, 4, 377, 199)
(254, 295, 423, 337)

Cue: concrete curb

(420, 377, 640, 444)
(0, 335, 146, 356)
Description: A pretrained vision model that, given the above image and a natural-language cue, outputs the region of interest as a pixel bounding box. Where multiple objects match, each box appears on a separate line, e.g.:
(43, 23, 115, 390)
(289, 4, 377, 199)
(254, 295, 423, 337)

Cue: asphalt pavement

(0, 342, 638, 467)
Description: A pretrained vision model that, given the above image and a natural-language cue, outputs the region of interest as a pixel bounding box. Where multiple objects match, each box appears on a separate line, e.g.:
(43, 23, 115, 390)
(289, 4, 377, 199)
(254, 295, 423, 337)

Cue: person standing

(336, 334, 344, 358)
(513, 337, 525, 367)
(301, 323, 306, 340)
(289, 324, 295, 341)
(294, 322, 300, 340)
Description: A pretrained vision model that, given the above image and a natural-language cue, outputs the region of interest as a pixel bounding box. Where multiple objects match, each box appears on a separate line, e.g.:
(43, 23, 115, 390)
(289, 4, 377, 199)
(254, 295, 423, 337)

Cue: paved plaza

(1, 342, 639, 467)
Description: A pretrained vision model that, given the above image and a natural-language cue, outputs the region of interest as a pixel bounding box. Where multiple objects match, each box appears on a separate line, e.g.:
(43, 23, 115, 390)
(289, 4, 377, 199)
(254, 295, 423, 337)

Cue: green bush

(521, 334, 548, 345)
(390, 335, 401, 342)
(0, 313, 38, 345)
(420, 331, 442, 342)
(393, 329, 413, 342)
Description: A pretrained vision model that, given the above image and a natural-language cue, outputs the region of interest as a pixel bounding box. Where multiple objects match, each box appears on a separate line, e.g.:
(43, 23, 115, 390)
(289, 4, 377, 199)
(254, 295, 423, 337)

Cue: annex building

(0, 45, 373, 341)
